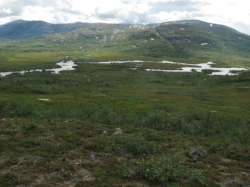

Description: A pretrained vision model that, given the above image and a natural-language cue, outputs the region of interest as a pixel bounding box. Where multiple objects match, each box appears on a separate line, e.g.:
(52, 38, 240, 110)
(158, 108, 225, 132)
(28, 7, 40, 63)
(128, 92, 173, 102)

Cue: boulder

(189, 146, 203, 162)
(112, 128, 123, 136)
(117, 157, 127, 162)
(101, 130, 108, 136)
(90, 155, 96, 161)
(76, 169, 95, 181)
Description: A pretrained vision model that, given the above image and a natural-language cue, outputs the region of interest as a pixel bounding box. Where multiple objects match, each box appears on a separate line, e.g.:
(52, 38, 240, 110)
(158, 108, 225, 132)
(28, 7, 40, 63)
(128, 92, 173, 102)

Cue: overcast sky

(0, 0, 250, 35)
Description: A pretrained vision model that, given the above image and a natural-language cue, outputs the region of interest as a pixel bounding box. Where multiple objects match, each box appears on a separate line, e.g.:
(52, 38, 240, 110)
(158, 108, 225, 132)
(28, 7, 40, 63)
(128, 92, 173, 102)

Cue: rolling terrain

(1, 19, 250, 70)
(0, 20, 90, 40)
(0, 20, 249, 186)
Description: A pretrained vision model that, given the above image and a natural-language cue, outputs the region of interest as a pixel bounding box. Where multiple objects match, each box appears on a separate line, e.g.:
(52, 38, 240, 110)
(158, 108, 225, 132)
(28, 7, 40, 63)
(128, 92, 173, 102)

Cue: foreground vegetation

(0, 51, 250, 186)
(1, 117, 249, 187)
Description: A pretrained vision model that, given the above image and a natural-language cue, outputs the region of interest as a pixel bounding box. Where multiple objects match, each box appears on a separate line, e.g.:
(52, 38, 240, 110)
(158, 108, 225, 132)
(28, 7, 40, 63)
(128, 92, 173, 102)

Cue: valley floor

(0, 53, 249, 186)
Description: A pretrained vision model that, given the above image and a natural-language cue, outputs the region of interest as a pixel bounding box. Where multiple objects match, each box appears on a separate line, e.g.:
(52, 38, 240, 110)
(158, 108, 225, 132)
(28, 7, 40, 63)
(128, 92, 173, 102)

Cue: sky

(0, 0, 250, 35)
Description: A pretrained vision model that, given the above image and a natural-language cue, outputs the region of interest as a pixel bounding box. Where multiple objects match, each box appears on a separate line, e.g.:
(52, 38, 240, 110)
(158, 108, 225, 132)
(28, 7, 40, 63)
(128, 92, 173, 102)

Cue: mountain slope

(2, 20, 250, 66)
(0, 19, 244, 41)
(28, 20, 249, 59)
(0, 20, 154, 41)
(162, 20, 240, 32)
(0, 20, 89, 40)
(125, 23, 250, 58)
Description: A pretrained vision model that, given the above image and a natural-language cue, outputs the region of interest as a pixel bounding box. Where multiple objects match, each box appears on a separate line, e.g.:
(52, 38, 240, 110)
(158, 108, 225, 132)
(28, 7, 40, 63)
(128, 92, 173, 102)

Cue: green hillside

(0, 20, 249, 186)
(1, 20, 249, 70)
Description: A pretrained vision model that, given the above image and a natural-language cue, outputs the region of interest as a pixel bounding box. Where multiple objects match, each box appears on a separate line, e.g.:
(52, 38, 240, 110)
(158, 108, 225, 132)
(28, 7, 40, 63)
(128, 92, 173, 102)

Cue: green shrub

(119, 163, 134, 178)
(119, 154, 205, 185)
(0, 140, 5, 151)
(0, 100, 34, 118)
(21, 122, 38, 131)
(138, 155, 186, 183)
(143, 131, 164, 142)
(99, 136, 160, 155)
(0, 129, 18, 135)
(20, 140, 42, 148)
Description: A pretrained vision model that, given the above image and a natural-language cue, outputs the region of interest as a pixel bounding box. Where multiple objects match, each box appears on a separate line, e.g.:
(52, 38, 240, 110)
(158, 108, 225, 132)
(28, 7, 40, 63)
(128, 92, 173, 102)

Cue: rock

(221, 158, 233, 163)
(101, 131, 108, 136)
(117, 157, 127, 162)
(241, 170, 250, 177)
(112, 128, 123, 136)
(96, 153, 112, 158)
(216, 177, 243, 187)
(76, 169, 95, 181)
(90, 155, 96, 161)
(189, 146, 203, 162)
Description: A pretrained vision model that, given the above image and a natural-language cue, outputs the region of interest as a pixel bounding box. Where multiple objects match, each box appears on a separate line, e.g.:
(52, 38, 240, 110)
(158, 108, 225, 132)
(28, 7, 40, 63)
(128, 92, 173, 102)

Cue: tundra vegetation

(0, 21, 250, 186)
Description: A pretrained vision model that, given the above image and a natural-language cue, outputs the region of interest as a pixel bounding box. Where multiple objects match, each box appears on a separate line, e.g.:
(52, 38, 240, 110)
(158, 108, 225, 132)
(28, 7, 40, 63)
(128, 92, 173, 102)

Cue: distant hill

(1, 20, 250, 61)
(123, 22, 250, 58)
(0, 20, 89, 40)
(0, 19, 244, 41)
(161, 20, 239, 32)
(29, 20, 249, 58)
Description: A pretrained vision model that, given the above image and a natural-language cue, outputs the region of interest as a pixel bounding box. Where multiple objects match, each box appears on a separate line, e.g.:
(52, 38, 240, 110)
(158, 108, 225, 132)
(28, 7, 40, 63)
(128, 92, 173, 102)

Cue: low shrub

(138, 155, 186, 183)
(21, 122, 39, 131)
(99, 136, 160, 155)
(119, 154, 206, 185)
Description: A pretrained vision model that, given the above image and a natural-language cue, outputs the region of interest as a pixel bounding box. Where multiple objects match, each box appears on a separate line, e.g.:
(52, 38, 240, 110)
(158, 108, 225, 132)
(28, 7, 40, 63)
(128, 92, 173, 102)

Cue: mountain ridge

(1, 19, 250, 65)
(0, 19, 248, 41)
(0, 19, 89, 40)
(28, 19, 248, 59)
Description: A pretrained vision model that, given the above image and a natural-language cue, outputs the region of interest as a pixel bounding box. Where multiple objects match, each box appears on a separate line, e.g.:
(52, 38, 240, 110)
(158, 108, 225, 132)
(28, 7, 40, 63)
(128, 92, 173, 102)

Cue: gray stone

(112, 128, 123, 136)
(76, 169, 95, 181)
(117, 157, 127, 162)
(102, 131, 108, 136)
(189, 146, 203, 162)
(96, 153, 112, 158)
(90, 155, 96, 161)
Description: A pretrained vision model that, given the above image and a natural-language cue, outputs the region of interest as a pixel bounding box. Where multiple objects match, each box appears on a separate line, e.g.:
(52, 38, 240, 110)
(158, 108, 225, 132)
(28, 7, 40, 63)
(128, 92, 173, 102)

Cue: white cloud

(0, 0, 249, 35)
(2, 8, 12, 14)
(148, 11, 192, 23)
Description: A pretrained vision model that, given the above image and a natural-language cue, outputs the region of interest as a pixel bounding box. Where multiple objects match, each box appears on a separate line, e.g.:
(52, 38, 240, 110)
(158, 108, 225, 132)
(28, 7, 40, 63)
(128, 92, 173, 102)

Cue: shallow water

(80, 60, 247, 75)
(38, 98, 50, 101)
(87, 60, 145, 64)
(0, 60, 248, 77)
(0, 60, 77, 77)
(145, 61, 247, 76)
